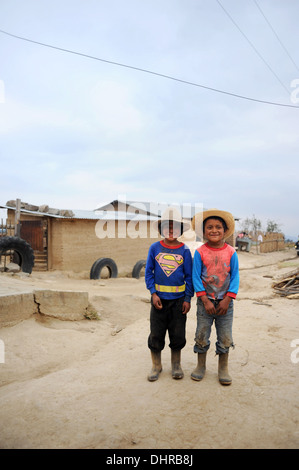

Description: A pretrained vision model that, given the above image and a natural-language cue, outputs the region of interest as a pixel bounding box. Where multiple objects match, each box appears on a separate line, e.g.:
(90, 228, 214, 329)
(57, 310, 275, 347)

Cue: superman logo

(155, 252, 184, 277)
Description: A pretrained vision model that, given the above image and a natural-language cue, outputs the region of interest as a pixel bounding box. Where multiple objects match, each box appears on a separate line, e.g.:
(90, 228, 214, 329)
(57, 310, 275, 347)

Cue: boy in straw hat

(145, 207, 194, 381)
(191, 209, 239, 385)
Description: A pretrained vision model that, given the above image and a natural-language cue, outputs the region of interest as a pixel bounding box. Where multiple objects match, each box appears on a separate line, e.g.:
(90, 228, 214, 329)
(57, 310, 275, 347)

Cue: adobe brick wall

(49, 218, 158, 275)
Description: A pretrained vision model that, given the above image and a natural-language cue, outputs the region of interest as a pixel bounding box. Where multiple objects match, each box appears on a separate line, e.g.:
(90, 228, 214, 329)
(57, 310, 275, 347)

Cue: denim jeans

(194, 297, 234, 355)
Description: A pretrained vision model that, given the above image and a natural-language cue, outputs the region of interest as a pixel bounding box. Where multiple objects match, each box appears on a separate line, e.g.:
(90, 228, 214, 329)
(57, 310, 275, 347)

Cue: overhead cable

(0, 28, 298, 109)
(216, 0, 290, 96)
(253, 0, 299, 73)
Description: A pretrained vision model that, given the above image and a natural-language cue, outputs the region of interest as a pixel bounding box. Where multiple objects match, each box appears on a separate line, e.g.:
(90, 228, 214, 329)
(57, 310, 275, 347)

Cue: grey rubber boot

(191, 352, 207, 381)
(218, 353, 232, 385)
(148, 351, 162, 382)
(171, 349, 184, 379)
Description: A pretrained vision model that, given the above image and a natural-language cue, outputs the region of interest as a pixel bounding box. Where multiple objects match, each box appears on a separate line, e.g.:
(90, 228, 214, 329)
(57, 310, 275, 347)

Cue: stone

(23, 203, 39, 211)
(0, 293, 37, 327)
(39, 204, 50, 213)
(34, 289, 89, 321)
(5, 263, 21, 273)
(47, 208, 60, 215)
(59, 209, 74, 217)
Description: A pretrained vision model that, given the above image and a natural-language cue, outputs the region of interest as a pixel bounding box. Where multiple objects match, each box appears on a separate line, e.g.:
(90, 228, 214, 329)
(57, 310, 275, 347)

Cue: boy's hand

(152, 293, 163, 310)
(201, 295, 216, 315)
(216, 296, 231, 315)
(182, 301, 190, 315)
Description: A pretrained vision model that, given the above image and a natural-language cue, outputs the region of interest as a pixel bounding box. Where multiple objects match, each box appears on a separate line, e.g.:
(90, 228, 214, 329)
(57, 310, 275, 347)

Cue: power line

(216, 0, 290, 96)
(253, 0, 299, 73)
(0, 28, 298, 109)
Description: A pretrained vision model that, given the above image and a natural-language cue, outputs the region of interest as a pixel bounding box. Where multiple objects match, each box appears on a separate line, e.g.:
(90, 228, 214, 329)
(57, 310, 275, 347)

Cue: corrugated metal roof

(0, 205, 67, 218)
(95, 200, 203, 218)
(0, 205, 159, 221)
(95, 201, 240, 220)
(1, 203, 239, 222)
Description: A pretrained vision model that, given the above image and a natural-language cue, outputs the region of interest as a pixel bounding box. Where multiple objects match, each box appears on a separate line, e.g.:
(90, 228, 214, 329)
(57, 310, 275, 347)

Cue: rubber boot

(191, 352, 207, 381)
(148, 351, 162, 382)
(171, 349, 184, 379)
(218, 353, 232, 385)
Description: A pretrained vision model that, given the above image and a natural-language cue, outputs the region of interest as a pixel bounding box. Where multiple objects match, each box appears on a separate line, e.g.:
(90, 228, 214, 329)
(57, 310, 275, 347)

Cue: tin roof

(0, 205, 159, 221)
(95, 200, 203, 218)
(1, 201, 240, 222)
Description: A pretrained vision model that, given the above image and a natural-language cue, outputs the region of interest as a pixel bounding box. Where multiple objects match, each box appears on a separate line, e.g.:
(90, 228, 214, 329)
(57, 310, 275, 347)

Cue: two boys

(145, 207, 239, 385)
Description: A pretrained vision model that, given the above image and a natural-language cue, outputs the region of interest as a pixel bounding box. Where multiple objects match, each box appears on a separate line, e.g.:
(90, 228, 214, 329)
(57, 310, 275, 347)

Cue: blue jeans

(194, 298, 234, 355)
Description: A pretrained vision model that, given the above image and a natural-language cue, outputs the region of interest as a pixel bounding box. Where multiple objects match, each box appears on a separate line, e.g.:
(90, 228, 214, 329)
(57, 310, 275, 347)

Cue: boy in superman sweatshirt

(145, 208, 193, 381)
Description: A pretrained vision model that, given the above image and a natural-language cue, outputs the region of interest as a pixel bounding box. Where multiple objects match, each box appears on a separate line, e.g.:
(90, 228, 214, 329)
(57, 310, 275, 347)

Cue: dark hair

(203, 216, 228, 232)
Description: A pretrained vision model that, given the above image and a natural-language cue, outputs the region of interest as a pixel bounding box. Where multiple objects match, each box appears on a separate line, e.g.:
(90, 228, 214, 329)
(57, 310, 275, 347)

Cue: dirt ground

(0, 248, 298, 449)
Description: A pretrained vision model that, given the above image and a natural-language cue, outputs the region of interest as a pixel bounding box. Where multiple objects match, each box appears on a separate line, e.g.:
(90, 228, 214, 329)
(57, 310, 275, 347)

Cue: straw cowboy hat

(192, 208, 235, 240)
(153, 207, 191, 234)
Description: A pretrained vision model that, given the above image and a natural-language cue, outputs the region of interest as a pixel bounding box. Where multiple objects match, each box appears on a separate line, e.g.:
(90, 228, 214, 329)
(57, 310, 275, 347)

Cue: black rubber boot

(171, 349, 184, 379)
(218, 353, 232, 385)
(148, 351, 162, 382)
(191, 352, 207, 381)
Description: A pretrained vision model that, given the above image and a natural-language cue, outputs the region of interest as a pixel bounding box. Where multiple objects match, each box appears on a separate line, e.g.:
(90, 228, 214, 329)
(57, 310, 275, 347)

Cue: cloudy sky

(0, 0, 299, 238)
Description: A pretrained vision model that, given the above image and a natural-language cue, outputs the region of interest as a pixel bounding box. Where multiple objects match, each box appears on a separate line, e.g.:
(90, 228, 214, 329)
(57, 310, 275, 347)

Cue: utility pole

(14, 198, 21, 237)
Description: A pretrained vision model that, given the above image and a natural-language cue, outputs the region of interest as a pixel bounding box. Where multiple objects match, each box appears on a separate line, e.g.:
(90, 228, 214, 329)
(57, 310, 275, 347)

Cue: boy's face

(161, 220, 181, 241)
(204, 218, 226, 245)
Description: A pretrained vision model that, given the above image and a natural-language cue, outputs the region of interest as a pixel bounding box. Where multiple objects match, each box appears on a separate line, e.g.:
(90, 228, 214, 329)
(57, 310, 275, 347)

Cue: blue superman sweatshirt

(145, 240, 194, 302)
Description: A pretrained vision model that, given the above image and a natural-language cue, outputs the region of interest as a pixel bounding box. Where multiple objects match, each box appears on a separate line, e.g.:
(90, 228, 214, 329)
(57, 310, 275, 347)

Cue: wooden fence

(259, 232, 285, 253)
(0, 219, 16, 271)
(0, 219, 15, 237)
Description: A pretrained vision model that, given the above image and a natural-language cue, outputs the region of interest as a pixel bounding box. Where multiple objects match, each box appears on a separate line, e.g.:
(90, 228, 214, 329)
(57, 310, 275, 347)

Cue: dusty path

(0, 249, 298, 449)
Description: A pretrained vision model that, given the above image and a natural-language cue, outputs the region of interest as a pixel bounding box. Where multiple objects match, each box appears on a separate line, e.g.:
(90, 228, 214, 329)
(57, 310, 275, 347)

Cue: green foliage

(84, 303, 101, 320)
(241, 215, 282, 234)
(266, 219, 282, 233)
(240, 215, 262, 233)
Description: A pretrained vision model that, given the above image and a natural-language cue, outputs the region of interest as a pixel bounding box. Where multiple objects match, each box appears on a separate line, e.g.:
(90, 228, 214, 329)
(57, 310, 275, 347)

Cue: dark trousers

(148, 297, 187, 352)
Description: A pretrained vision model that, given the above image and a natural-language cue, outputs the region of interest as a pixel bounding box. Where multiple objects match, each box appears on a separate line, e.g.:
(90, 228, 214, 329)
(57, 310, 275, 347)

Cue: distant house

(1, 199, 237, 275)
(1, 200, 159, 275)
(96, 199, 237, 248)
(96, 199, 201, 220)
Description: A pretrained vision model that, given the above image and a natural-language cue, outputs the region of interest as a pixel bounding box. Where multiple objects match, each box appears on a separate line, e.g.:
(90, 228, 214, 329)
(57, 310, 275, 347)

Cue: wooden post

(14, 198, 21, 237)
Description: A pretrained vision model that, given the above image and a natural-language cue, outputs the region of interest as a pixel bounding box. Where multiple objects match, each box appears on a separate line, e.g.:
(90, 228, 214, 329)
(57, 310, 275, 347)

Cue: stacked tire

(0, 236, 35, 274)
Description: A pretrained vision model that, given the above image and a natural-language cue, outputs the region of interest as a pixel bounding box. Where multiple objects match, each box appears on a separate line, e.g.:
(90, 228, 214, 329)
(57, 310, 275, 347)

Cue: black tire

(0, 236, 35, 274)
(90, 257, 118, 279)
(132, 260, 146, 279)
